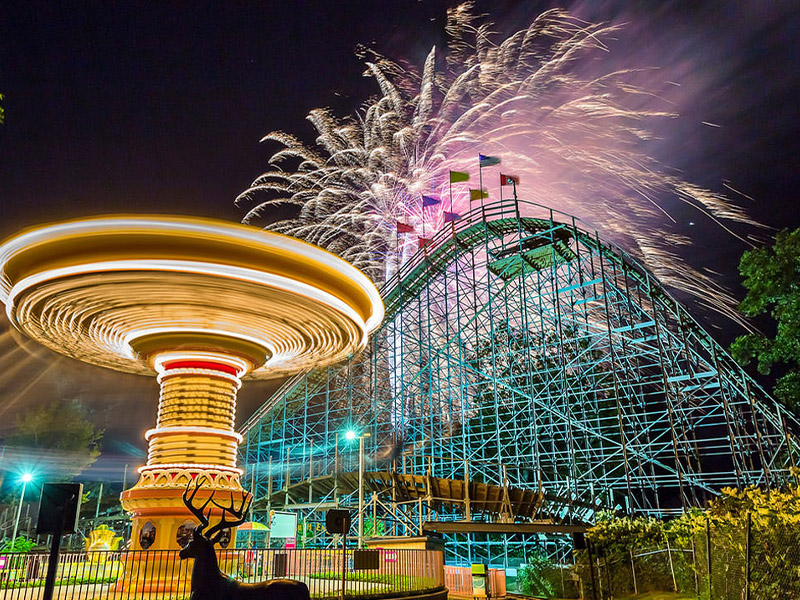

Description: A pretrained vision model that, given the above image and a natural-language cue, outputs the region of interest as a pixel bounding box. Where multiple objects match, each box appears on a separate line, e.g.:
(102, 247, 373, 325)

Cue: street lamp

(345, 430, 371, 548)
(11, 473, 33, 546)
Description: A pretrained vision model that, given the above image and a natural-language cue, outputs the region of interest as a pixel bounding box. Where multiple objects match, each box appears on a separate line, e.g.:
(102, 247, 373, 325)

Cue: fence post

(745, 512, 751, 600)
(587, 540, 599, 600)
(629, 548, 638, 595)
(691, 535, 699, 596)
(706, 517, 712, 600)
(596, 557, 604, 600)
(666, 534, 677, 592)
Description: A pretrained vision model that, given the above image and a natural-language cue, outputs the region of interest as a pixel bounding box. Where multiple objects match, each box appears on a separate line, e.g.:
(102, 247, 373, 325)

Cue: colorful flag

(500, 173, 519, 186)
(418, 237, 432, 249)
(479, 154, 501, 167)
(422, 195, 441, 207)
(396, 221, 414, 234)
(449, 170, 470, 183)
(469, 188, 489, 201)
(443, 211, 461, 223)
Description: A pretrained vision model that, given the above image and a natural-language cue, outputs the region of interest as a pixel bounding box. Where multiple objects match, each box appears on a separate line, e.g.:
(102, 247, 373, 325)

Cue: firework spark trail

(238, 4, 758, 323)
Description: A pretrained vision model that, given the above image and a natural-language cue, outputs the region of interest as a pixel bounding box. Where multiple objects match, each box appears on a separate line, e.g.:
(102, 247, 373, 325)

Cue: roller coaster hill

(238, 198, 800, 565)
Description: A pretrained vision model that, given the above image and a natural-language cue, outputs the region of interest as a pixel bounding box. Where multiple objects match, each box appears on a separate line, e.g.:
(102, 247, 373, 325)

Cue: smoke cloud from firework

(239, 4, 761, 323)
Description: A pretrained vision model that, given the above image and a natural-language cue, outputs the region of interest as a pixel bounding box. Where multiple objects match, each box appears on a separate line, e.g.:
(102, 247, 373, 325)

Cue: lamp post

(11, 473, 33, 546)
(346, 429, 371, 548)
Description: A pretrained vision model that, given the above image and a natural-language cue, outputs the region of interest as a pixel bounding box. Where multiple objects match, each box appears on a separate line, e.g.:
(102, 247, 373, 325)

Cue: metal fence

(577, 514, 800, 600)
(443, 566, 506, 598)
(0, 547, 444, 600)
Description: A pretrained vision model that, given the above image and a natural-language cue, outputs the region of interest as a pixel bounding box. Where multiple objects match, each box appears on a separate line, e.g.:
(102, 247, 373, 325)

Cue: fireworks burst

(238, 4, 758, 321)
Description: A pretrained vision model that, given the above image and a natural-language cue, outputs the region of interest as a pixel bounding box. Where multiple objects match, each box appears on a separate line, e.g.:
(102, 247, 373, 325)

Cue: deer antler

(182, 476, 213, 535)
(205, 491, 253, 544)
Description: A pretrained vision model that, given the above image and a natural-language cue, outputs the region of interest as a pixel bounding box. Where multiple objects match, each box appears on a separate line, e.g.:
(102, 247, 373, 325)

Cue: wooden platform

(260, 471, 589, 522)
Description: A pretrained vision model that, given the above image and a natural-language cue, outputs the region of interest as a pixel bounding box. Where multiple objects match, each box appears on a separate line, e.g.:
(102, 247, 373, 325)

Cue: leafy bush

(1, 536, 36, 553)
(0, 574, 118, 590)
(516, 552, 555, 597)
(671, 483, 800, 600)
(306, 571, 425, 587)
(575, 482, 800, 600)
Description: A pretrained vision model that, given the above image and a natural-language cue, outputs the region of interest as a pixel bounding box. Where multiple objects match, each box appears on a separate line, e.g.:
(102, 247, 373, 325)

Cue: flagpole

(449, 177, 454, 214)
(512, 179, 520, 221)
(478, 159, 486, 223)
(448, 178, 455, 244)
(421, 194, 425, 243)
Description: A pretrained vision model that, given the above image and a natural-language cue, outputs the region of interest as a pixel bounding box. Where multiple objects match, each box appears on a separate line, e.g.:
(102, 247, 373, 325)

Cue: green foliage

(588, 510, 669, 555)
(0, 574, 118, 590)
(516, 552, 556, 597)
(7, 399, 103, 478)
(0, 536, 36, 553)
(731, 228, 800, 408)
(578, 485, 800, 599)
(364, 516, 385, 538)
(306, 571, 430, 588)
(671, 485, 800, 599)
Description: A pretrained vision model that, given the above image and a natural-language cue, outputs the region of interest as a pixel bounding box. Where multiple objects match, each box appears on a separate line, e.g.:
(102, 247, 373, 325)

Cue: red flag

(418, 237, 432, 249)
(500, 173, 519, 186)
(396, 222, 414, 234)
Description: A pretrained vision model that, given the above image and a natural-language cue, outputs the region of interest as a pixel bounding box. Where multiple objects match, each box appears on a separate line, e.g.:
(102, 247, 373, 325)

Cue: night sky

(1, 1, 799, 484)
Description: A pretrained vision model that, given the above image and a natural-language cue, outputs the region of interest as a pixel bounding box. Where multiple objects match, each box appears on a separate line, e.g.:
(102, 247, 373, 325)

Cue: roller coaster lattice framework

(239, 198, 800, 565)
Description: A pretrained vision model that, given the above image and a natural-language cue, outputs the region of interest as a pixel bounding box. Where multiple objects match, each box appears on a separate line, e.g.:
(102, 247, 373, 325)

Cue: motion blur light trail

(0, 215, 382, 592)
(239, 5, 758, 323)
(0, 216, 383, 378)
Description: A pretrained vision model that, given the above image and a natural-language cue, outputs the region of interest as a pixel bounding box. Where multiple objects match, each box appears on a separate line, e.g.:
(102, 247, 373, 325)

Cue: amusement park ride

(0, 216, 384, 591)
(238, 199, 800, 564)
(1, 200, 799, 572)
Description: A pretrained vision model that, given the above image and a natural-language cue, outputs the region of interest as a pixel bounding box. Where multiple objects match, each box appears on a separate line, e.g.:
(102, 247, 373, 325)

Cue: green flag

(449, 170, 470, 183)
(469, 188, 489, 201)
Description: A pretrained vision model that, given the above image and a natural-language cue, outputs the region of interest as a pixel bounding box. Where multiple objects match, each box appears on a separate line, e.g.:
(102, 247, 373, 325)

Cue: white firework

(238, 4, 758, 321)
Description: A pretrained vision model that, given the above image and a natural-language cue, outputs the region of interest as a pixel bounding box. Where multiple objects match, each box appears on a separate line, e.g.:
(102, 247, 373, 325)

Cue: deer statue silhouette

(180, 478, 311, 600)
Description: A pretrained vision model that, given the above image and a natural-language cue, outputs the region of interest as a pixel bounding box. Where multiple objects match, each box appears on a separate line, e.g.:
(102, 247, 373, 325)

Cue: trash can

(471, 563, 489, 598)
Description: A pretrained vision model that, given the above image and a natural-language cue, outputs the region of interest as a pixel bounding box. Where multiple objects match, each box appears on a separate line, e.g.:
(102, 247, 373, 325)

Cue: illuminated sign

(269, 511, 298, 539)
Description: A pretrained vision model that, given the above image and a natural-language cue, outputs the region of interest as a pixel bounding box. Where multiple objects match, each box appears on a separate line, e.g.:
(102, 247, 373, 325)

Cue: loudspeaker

(353, 549, 380, 571)
(572, 531, 586, 550)
(37, 483, 83, 535)
(325, 509, 351, 534)
(273, 553, 287, 577)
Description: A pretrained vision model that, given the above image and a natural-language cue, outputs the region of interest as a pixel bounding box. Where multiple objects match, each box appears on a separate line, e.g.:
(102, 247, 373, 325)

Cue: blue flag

(422, 195, 441, 207)
(443, 212, 461, 223)
(479, 154, 501, 167)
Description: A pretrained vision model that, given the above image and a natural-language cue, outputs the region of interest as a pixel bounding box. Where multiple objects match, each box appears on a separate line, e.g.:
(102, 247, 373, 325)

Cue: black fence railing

(0, 547, 444, 600)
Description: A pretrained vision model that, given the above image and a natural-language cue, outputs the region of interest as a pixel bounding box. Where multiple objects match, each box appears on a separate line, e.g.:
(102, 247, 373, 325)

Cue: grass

(306, 571, 432, 587)
(618, 592, 696, 600)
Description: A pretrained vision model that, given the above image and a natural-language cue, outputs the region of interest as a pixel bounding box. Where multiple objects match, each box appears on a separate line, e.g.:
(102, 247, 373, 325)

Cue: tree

(6, 399, 103, 479)
(731, 228, 800, 409)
